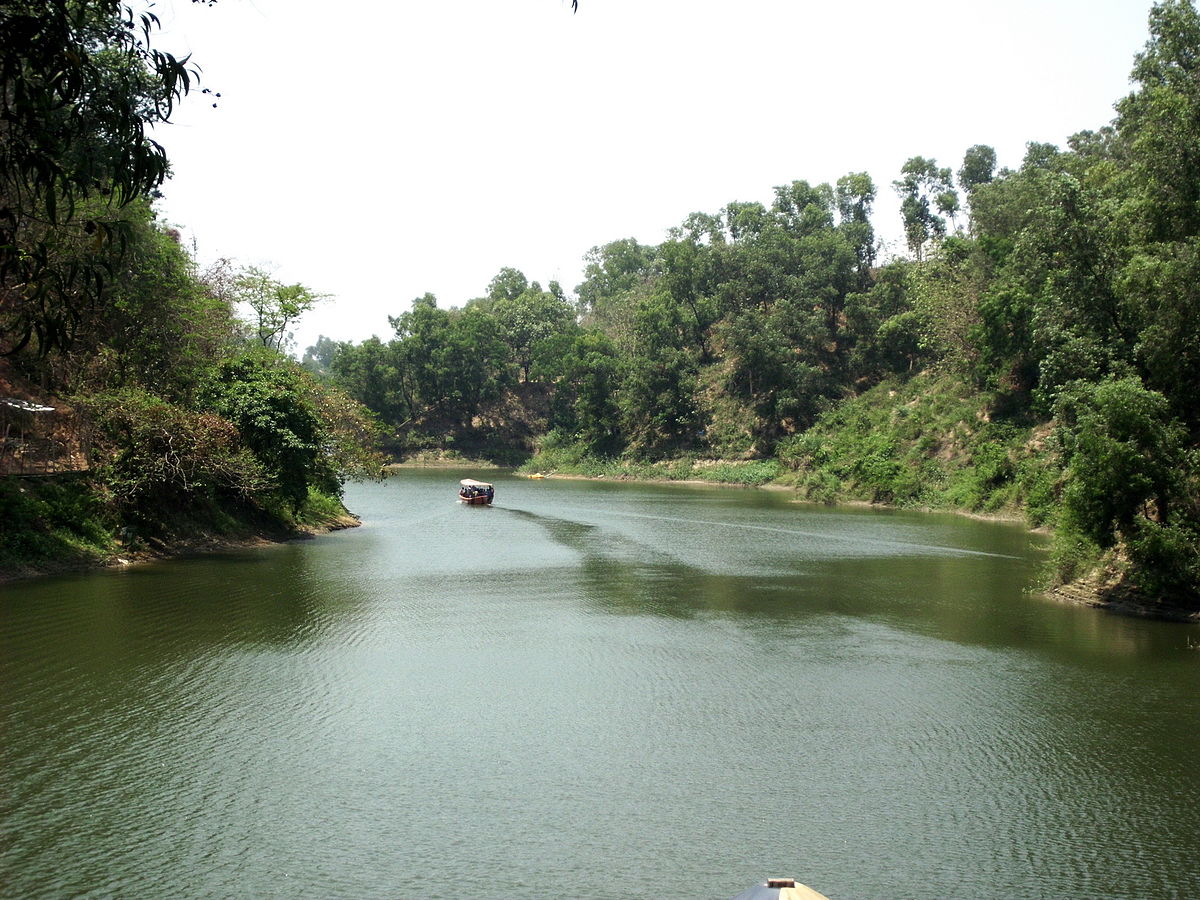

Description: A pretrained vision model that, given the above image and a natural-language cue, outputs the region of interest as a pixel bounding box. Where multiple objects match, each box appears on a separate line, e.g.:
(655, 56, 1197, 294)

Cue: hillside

(775, 372, 1056, 521)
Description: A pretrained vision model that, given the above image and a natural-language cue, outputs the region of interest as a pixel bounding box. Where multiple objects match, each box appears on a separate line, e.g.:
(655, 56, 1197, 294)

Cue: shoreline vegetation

(1, 5, 384, 589)
(0, 517, 360, 586)
(5, 444, 1193, 624)
(508, 463, 1197, 623)
(387, 447, 1194, 623)
(0, 472, 362, 585)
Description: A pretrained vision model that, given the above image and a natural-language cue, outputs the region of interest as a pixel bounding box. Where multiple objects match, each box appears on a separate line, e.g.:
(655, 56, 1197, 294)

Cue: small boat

(458, 478, 494, 505)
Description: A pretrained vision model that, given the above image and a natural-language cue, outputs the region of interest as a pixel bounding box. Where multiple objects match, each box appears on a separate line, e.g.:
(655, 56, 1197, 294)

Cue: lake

(2, 469, 1198, 899)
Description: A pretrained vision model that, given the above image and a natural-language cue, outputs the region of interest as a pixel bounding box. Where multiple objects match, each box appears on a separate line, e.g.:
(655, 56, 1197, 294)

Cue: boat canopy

(460, 478, 493, 489)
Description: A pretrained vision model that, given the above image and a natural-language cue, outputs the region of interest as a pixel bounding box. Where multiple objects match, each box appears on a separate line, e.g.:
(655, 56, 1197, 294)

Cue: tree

(1053, 377, 1198, 603)
(486, 267, 530, 303)
(201, 352, 338, 510)
(771, 180, 836, 236)
(539, 331, 624, 456)
(967, 142, 1068, 245)
(234, 267, 325, 352)
(719, 306, 828, 448)
(1115, 0, 1200, 243)
(492, 285, 575, 382)
(619, 287, 703, 454)
(441, 305, 509, 417)
(1110, 0, 1200, 428)
(1023, 173, 1132, 411)
(957, 145, 997, 196)
(1, 0, 208, 355)
(576, 238, 656, 315)
(1123, 242, 1200, 428)
(329, 336, 410, 424)
(844, 262, 923, 381)
(81, 388, 266, 512)
(835, 172, 877, 284)
(302, 335, 340, 377)
(390, 293, 449, 415)
(909, 237, 986, 377)
(87, 202, 237, 398)
(894, 157, 958, 260)
(657, 237, 717, 361)
(389, 294, 508, 423)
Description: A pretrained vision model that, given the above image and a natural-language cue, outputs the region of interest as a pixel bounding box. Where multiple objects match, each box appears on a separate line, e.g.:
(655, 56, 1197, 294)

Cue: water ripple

(2, 476, 1198, 899)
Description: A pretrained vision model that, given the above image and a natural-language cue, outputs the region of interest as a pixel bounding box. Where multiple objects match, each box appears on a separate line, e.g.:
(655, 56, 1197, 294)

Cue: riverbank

(517, 463, 1030, 522)
(1048, 567, 1200, 624)
(384, 455, 503, 471)
(0, 474, 362, 585)
(0, 514, 360, 585)
(515, 466, 1200, 622)
(515, 452, 782, 487)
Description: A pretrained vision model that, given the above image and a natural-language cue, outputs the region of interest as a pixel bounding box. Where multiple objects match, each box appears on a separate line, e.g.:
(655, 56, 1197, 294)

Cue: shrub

(0, 476, 115, 568)
(1126, 518, 1200, 605)
(80, 389, 267, 512)
(201, 354, 336, 510)
(1048, 526, 1105, 585)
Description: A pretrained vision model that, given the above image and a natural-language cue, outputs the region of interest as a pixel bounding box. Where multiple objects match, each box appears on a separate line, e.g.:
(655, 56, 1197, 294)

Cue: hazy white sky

(152, 0, 1153, 354)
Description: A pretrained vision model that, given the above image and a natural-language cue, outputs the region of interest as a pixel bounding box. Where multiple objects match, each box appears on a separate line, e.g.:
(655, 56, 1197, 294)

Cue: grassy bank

(517, 447, 781, 487)
(517, 373, 1198, 619)
(0, 475, 358, 582)
(775, 373, 1059, 524)
(0, 475, 117, 576)
(520, 373, 1053, 512)
(385, 450, 506, 470)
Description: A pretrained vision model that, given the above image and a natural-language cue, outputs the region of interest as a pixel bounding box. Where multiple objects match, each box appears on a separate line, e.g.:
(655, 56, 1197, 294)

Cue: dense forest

(307, 1, 1200, 613)
(1, 0, 1197, 613)
(1, 0, 381, 573)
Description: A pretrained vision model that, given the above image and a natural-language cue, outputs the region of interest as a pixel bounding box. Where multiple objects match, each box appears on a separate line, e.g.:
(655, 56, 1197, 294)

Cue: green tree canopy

(233, 267, 326, 352)
(894, 156, 959, 260)
(1, 0, 207, 354)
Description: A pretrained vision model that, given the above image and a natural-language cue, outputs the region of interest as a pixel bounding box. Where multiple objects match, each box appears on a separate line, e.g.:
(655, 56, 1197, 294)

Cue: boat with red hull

(458, 478, 494, 505)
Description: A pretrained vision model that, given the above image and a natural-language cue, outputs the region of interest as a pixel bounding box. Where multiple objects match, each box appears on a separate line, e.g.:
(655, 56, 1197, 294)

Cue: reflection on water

(2, 469, 1198, 899)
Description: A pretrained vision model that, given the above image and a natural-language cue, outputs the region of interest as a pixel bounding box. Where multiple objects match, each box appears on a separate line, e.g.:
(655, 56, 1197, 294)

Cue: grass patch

(520, 440, 780, 486)
(294, 487, 356, 528)
(0, 475, 118, 572)
(777, 372, 1057, 521)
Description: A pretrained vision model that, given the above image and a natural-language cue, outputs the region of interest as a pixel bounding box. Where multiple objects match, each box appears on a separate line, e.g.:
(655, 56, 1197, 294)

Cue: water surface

(3, 470, 1198, 899)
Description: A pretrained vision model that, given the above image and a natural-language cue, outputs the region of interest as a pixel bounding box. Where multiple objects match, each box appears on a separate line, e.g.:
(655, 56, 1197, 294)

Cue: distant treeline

(310, 0, 1200, 610)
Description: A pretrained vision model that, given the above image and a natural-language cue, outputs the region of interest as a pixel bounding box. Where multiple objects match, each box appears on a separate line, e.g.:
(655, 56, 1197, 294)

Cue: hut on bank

(0, 397, 90, 476)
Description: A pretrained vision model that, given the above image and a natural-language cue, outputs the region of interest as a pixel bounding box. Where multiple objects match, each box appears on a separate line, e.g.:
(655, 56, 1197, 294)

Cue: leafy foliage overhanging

(1, 1, 381, 556)
(1, 0, 209, 354)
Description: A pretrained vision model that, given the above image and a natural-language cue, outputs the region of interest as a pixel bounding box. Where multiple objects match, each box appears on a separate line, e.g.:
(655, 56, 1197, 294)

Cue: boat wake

(562, 507, 1024, 560)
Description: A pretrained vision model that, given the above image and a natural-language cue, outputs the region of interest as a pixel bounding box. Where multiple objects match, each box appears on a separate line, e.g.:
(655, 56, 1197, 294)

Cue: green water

(2, 470, 1198, 899)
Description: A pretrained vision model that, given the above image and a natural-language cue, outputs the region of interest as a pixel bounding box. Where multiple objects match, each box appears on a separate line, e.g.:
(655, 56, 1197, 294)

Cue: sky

(151, 0, 1155, 355)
